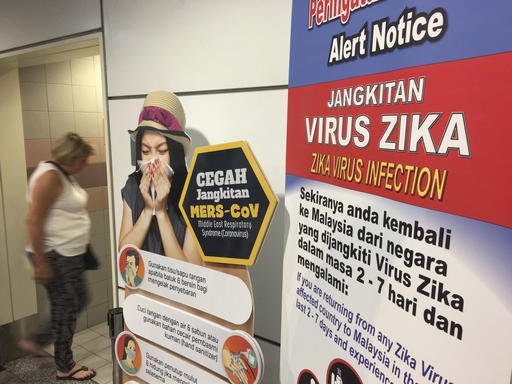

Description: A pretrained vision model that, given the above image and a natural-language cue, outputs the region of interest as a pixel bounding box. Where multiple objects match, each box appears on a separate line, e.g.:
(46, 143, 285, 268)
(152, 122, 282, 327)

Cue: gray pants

(29, 250, 89, 372)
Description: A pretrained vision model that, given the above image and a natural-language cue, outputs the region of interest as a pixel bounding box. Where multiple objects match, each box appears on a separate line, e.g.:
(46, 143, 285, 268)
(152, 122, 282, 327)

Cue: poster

(281, 1, 512, 383)
(111, 92, 275, 383)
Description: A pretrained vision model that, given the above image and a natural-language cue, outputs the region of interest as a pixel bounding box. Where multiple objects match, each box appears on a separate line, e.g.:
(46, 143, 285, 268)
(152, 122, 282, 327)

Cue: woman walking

(19, 132, 96, 381)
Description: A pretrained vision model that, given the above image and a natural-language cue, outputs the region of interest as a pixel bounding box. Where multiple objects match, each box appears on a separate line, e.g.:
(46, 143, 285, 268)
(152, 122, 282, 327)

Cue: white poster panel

(281, 179, 511, 383)
(118, 245, 252, 325)
(109, 91, 278, 382)
(115, 331, 227, 384)
(123, 294, 264, 383)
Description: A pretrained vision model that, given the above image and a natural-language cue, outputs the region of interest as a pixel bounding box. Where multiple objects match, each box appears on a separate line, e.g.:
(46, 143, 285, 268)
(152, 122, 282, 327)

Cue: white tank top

(26, 162, 91, 256)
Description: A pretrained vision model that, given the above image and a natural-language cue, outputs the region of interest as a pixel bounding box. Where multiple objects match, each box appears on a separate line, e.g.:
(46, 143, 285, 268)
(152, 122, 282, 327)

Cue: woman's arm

(182, 229, 204, 265)
(149, 160, 190, 261)
(118, 199, 153, 250)
(156, 218, 203, 263)
(118, 167, 162, 250)
(119, 162, 186, 261)
(25, 170, 62, 284)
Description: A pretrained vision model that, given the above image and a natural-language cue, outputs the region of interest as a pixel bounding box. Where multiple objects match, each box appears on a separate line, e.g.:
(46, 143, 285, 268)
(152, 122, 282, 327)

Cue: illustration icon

(297, 369, 320, 384)
(326, 359, 362, 384)
(119, 247, 145, 288)
(222, 334, 262, 384)
(115, 332, 142, 375)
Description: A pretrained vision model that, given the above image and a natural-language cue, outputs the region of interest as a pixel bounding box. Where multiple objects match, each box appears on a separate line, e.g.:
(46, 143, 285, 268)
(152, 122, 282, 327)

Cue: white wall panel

(182, 90, 287, 194)
(103, 0, 292, 96)
(183, 90, 287, 341)
(108, 89, 287, 341)
(0, 0, 101, 52)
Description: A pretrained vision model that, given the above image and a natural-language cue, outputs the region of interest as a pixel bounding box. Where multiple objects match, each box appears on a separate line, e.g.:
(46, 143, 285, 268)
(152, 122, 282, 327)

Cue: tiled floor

(0, 322, 114, 384)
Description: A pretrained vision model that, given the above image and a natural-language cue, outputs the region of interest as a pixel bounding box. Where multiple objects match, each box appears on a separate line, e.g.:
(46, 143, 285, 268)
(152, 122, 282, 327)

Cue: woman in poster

(118, 91, 193, 260)
(118, 91, 253, 333)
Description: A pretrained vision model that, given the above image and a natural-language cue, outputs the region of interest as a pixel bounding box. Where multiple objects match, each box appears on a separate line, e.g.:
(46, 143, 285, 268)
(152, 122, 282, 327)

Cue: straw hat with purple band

(128, 91, 190, 153)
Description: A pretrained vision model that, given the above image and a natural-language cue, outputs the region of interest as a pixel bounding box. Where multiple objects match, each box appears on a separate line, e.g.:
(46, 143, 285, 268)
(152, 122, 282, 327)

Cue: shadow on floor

(0, 354, 97, 384)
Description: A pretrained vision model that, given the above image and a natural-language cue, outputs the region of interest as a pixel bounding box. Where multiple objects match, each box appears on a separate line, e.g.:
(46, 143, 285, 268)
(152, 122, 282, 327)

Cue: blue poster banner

(289, 0, 512, 87)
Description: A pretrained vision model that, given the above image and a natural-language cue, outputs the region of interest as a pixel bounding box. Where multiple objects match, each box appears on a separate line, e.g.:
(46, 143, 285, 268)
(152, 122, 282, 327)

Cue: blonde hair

(51, 132, 94, 164)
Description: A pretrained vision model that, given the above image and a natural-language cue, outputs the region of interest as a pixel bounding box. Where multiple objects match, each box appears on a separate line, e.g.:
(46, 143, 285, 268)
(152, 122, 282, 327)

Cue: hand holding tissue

(137, 157, 174, 215)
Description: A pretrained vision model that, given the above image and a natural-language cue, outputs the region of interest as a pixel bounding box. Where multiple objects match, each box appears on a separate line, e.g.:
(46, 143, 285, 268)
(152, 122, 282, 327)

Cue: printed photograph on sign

(114, 91, 258, 333)
(117, 91, 195, 261)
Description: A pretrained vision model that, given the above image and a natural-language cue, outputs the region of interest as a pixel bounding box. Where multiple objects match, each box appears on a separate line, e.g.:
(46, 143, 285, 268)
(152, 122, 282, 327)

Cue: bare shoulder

(31, 169, 63, 198)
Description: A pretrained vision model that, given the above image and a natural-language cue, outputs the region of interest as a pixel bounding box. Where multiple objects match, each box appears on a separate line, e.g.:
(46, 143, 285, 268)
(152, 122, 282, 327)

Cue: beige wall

(19, 54, 112, 329)
(0, 68, 38, 325)
(0, 171, 12, 325)
(20, 55, 104, 162)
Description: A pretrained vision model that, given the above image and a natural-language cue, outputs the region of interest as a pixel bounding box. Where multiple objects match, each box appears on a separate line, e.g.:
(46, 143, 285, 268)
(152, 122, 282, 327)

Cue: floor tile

(79, 354, 110, 371)
(95, 346, 113, 362)
(81, 336, 111, 353)
(93, 363, 115, 384)
(73, 345, 93, 362)
(89, 322, 109, 337)
(74, 329, 100, 345)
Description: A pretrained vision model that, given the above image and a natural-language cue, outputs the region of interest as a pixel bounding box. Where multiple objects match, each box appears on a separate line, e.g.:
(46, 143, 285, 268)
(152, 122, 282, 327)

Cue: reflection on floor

(0, 322, 113, 384)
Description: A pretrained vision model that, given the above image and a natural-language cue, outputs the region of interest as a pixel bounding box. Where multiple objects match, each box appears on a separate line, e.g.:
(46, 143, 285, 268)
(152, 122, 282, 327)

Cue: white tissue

(136, 158, 174, 215)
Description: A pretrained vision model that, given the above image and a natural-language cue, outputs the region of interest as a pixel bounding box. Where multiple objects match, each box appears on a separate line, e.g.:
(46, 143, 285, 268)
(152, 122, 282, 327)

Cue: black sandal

(56, 366, 96, 381)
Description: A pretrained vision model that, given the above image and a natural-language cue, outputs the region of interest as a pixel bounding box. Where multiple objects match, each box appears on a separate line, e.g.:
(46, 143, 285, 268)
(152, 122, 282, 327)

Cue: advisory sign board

(180, 141, 277, 265)
(281, 1, 512, 384)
